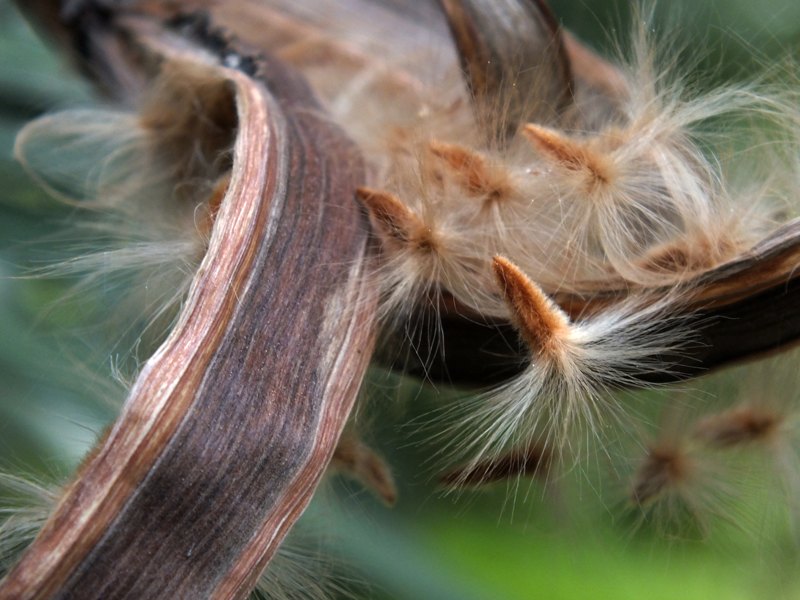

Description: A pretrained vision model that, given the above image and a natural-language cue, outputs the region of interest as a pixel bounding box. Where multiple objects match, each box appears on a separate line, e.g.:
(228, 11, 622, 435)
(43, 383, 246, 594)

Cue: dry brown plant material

(6, 0, 800, 597)
(331, 435, 397, 505)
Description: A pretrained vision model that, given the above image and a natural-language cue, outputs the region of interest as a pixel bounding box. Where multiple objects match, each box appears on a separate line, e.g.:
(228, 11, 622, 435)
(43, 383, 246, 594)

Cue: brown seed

(355, 187, 437, 251)
(630, 444, 691, 505)
(331, 434, 397, 505)
(492, 256, 570, 357)
(429, 141, 510, 200)
(693, 408, 779, 448)
(522, 123, 610, 187)
(640, 234, 739, 274)
(439, 445, 552, 488)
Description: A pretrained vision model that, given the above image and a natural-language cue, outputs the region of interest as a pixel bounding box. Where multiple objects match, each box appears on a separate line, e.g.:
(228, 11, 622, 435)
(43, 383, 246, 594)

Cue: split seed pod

(4, 0, 800, 598)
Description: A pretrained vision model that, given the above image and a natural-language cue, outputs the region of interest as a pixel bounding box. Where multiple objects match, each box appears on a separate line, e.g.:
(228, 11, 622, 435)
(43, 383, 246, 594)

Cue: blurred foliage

(1, 1, 800, 599)
(0, 1, 114, 477)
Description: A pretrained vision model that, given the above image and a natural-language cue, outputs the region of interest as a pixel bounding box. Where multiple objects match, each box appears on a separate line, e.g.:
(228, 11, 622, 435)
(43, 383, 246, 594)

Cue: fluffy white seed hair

(298, 5, 800, 482)
(14, 62, 237, 369)
(438, 257, 691, 481)
(287, 4, 800, 315)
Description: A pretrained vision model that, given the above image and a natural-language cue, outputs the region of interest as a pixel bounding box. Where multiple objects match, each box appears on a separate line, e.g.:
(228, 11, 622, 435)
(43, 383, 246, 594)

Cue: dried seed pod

(1, 6, 378, 600)
(209, 0, 800, 323)
(8, 0, 800, 598)
(437, 0, 573, 142)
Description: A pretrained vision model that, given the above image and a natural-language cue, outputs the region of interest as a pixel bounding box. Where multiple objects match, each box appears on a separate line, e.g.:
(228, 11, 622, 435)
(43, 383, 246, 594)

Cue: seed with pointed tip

(693, 408, 779, 448)
(332, 434, 397, 505)
(630, 444, 690, 505)
(355, 187, 436, 251)
(522, 123, 609, 186)
(492, 256, 570, 357)
(438, 445, 551, 488)
(429, 140, 509, 200)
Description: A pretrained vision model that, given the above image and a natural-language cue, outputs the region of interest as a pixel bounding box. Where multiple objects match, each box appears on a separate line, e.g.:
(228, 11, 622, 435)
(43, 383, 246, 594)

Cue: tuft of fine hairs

(14, 61, 237, 371)
(282, 3, 800, 481)
(613, 351, 800, 540)
(289, 3, 799, 309)
(436, 283, 692, 486)
(620, 406, 743, 539)
(254, 533, 362, 600)
(0, 474, 59, 576)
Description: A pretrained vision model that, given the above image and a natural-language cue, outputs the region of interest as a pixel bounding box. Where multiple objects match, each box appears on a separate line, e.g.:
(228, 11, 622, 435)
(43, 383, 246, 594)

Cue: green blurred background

(2, 1, 800, 598)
